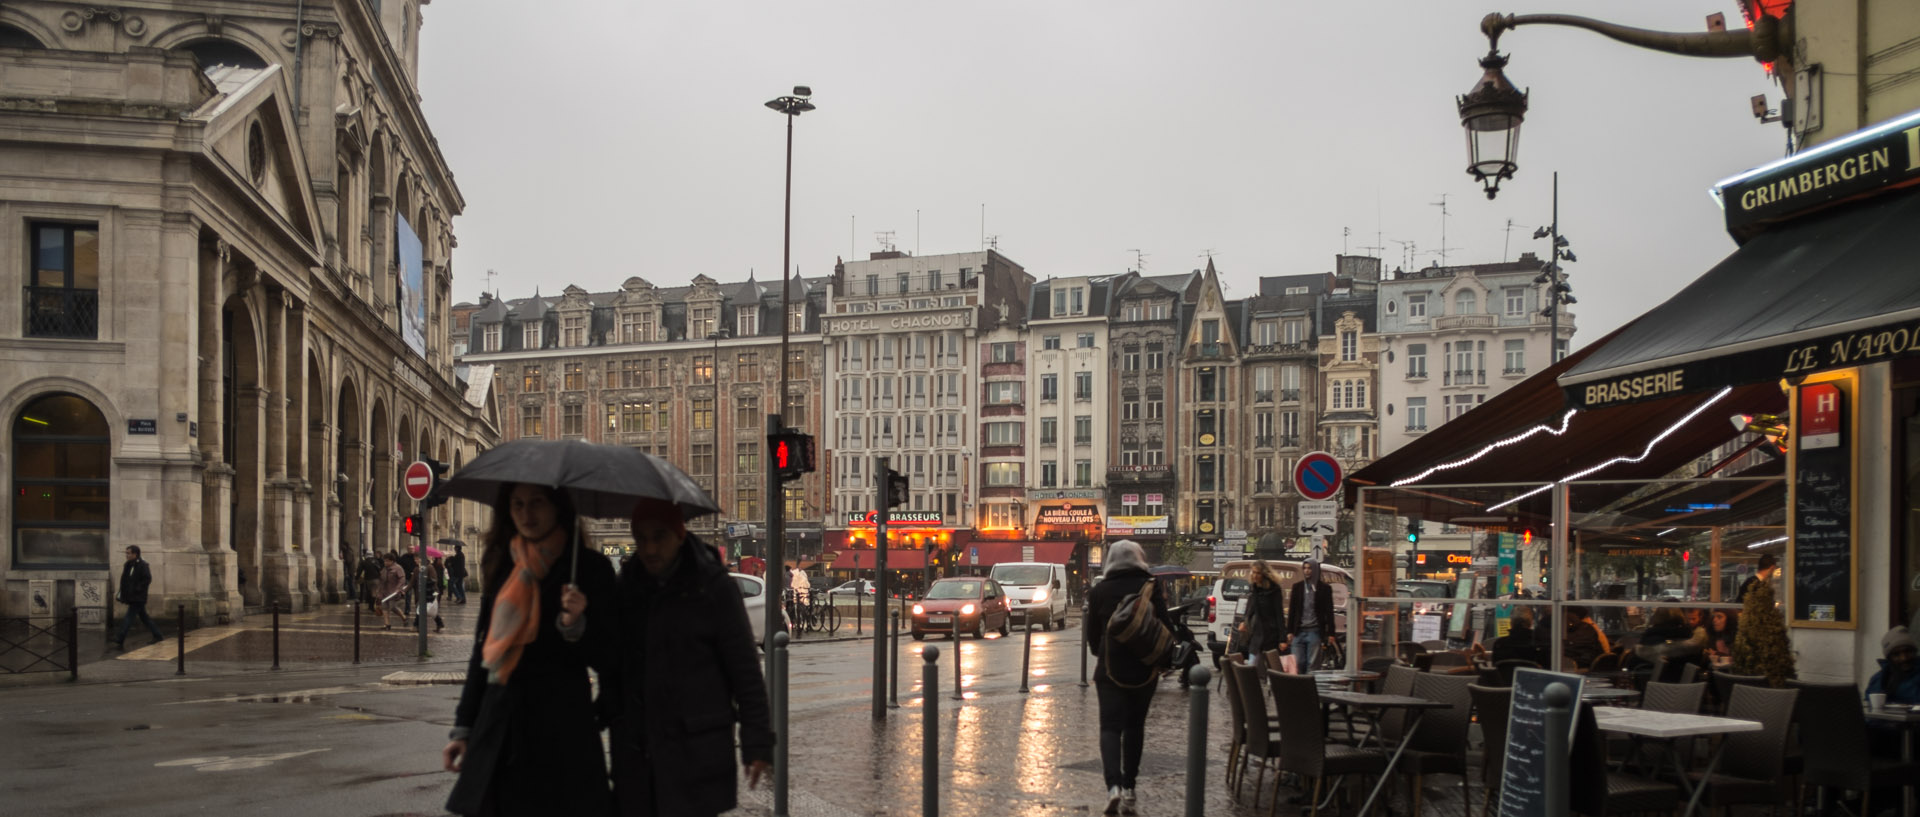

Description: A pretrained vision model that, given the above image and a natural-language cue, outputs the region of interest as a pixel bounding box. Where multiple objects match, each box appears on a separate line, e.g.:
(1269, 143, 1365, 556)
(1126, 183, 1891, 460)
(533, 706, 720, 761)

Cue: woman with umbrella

(440, 482, 619, 815)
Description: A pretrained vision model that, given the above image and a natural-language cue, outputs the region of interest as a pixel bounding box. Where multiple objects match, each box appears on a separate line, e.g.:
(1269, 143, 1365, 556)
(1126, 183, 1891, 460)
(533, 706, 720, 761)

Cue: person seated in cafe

(1632, 608, 1708, 682)
(1492, 607, 1548, 666)
(1869, 626, 1920, 705)
(1563, 605, 1611, 668)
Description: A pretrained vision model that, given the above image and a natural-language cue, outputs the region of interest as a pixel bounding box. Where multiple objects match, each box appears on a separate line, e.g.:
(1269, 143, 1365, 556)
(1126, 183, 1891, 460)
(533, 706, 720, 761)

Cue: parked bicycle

(783, 589, 840, 636)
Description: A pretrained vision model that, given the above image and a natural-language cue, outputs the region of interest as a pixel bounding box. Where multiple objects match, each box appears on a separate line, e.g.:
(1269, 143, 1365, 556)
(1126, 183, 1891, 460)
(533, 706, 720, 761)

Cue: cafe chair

(1429, 651, 1472, 670)
(1271, 670, 1389, 817)
(1360, 656, 1395, 693)
(1570, 703, 1683, 816)
(1392, 672, 1476, 817)
(1222, 656, 1276, 791)
(1494, 658, 1542, 686)
(1709, 671, 1767, 716)
(1677, 662, 1702, 684)
(1231, 660, 1287, 809)
(1685, 684, 1797, 817)
(1468, 684, 1512, 817)
(1635, 681, 1709, 772)
(1588, 652, 1623, 673)
(1397, 641, 1429, 666)
(1792, 680, 1920, 817)
(1372, 665, 1421, 747)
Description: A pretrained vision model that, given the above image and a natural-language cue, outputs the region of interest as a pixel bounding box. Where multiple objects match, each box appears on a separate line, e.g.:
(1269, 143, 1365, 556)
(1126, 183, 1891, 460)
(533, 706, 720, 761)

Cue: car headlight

(912, 604, 925, 615)
(1031, 588, 1048, 603)
(960, 603, 975, 616)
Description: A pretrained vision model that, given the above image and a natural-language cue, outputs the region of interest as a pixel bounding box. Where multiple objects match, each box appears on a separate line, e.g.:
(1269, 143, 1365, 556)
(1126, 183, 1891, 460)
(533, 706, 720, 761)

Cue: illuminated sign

(1036, 503, 1101, 526)
(1107, 515, 1169, 536)
(1446, 553, 1473, 565)
(845, 511, 943, 527)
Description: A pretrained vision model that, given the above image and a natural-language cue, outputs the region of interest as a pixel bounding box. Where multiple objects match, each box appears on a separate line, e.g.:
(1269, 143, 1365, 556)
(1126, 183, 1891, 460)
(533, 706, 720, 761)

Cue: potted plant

(1729, 579, 1796, 688)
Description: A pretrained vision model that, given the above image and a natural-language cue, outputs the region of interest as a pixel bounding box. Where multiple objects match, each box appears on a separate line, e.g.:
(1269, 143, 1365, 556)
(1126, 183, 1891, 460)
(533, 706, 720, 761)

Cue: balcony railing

(1504, 367, 1527, 375)
(1405, 423, 1428, 433)
(1254, 435, 1275, 448)
(1253, 480, 1275, 495)
(1443, 370, 1487, 386)
(1278, 434, 1300, 448)
(1253, 390, 1274, 403)
(1279, 388, 1302, 403)
(1406, 368, 1428, 380)
(1435, 314, 1496, 330)
(24, 287, 99, 339)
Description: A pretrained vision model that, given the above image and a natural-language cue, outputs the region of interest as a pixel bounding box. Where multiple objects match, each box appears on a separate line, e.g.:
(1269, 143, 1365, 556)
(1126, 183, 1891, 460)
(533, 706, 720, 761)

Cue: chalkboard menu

(1500, 668, 1585, 817)
(1792, 382, 1854, 626)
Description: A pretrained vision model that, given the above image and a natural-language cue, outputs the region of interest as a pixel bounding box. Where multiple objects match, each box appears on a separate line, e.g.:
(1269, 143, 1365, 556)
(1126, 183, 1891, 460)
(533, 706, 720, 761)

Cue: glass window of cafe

(1892, 357, 1920, 632)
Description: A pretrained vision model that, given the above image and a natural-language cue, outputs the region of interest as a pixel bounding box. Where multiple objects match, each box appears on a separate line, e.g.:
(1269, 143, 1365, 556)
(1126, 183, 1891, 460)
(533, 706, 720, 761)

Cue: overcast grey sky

(420, 1, 1783, 348)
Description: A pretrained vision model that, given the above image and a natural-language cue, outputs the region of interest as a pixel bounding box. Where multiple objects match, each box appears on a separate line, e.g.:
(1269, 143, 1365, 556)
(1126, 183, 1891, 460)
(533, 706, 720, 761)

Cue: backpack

(1104, 578, 1175, 686)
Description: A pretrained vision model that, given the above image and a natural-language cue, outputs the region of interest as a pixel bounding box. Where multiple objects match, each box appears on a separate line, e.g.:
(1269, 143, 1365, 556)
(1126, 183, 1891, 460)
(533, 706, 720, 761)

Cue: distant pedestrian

(1085, 540, 1171, 815)
(1737, 553, 1780, 603)
(606, 498, 771, 816)
(442, 483, 617, 816)
(416, 557, 447, 633)
(112, 545, 165, 649)
(1288, 560, 1336, 672)
(398, 549, 419, 609)
(356, 553, 381, 612)
(1235, 561, 1286, 663)
(446, 544, 469, 605)
(377, 553, 406, 630)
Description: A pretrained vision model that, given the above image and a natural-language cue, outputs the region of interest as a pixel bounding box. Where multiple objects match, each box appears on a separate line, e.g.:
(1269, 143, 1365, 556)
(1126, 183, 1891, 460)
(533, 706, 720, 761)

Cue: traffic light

(403, 515, 424, 537)
(1406, 518, 1422, 544)
(884, 468, 909, 509)
(419, 457, 452, 511)
(769, 431, 816, 483)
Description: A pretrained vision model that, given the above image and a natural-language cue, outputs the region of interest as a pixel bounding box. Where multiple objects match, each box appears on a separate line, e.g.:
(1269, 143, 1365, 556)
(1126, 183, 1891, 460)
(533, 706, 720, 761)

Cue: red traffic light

(776, 439, 791, 469)
(403, 515, 423, 536)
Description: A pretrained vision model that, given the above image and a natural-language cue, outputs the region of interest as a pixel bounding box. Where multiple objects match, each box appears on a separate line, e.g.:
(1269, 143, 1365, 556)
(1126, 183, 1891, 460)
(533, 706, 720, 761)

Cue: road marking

(156, 748, 329, 772)
(115, 627, 245, 661)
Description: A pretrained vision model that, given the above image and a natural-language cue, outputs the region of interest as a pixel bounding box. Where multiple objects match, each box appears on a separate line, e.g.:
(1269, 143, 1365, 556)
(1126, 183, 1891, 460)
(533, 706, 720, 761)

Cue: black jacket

(605, 534, 772, 817)
(1085, 566, 1173, 688)
(1564, 619, 1608, 667)
(445, 544, 618, 816)
(447, 552, 468, 579)
(1245, 582, 1287, 654)
(1492, 624, 1548, 665)
(118, 559, 153, 607)
(1288, 578, 1336, 636)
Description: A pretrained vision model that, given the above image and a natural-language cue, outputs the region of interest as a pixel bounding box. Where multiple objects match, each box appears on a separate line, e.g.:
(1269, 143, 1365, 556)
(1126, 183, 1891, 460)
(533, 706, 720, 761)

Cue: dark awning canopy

(1560, 187, 1920, 409)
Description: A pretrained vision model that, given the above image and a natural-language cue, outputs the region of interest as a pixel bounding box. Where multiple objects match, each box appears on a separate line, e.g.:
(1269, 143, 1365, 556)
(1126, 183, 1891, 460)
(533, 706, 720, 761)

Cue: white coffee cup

(1870, 692, 1888, 712)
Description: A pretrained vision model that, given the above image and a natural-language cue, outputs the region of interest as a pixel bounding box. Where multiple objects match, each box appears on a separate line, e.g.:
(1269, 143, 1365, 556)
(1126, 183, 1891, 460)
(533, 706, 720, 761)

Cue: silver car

(731, 572, 791, 646)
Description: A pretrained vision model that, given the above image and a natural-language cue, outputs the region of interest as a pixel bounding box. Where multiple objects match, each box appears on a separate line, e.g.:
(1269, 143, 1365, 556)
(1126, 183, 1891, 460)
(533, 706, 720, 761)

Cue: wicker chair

(1230, 659, 1286, 809)
(1221, 656, 1278, 791)
(1393, 672, 1476, 816)
(1587, 652, 1622, 673)
(1271, 670, 1389, 817)
(1571, 702, 1683, 816)
(1493, 658, 1541, 686)
(1686, 684, 1798, 816)
(1373, 664, 1421, 747)
(1428, 651, 1472, 670)
(1637, 681, 1708, 772)
(1793, 680, 1920, 816)
(1468, 684, 1512, 817)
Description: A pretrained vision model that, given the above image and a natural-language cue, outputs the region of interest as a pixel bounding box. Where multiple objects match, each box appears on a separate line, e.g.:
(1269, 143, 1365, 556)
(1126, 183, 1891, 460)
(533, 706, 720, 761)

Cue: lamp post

(1532, 173, 1576, 363)
(1457, 11, 1788, 198)
(764, 86, 814, 668)
(709, 329, 731, 551)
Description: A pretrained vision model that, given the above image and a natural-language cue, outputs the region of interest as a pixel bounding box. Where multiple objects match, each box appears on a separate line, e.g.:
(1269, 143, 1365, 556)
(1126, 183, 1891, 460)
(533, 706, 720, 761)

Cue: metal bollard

(856, 587, 863, 635)
(922, 645, 941, 817)
(352, 600, 362, 665)
(952, 637, 964, 701)
(1185, 665, 1213, 817)
(1078, 608, 1089, 687)
(889, 608, 901, 708)
(772, 631, 790, 817)
(271, 602, 282, 671)
(67, 612, 79, 682)
(1019, 619, 1034, 693)
(176, 604, 185, 676)
(1544, 682, 1573, 817)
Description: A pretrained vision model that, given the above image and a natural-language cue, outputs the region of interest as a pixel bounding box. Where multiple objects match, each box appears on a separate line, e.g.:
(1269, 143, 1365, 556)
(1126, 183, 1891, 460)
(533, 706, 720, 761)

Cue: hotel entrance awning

(1561, 187, 1920, 409)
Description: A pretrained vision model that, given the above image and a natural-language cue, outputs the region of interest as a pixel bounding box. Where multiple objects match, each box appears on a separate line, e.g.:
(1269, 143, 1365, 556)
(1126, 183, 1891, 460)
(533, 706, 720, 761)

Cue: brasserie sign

(1567, 318, 1920, 409)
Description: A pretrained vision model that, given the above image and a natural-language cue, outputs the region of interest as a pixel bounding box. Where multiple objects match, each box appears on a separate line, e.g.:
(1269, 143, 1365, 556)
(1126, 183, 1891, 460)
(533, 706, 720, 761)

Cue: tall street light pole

(1533, 172, 1575, 363)
(764, 86, 814, 670)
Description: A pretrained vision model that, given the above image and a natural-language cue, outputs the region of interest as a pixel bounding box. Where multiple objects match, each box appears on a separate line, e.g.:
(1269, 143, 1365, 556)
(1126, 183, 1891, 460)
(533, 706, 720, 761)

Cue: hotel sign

(824, 309, 973, 336)
(1716, 113, 1920, 235)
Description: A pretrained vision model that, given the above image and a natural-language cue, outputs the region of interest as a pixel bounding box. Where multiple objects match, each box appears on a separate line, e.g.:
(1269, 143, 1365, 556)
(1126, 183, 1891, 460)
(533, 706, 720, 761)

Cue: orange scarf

(480, 528, 567, 684)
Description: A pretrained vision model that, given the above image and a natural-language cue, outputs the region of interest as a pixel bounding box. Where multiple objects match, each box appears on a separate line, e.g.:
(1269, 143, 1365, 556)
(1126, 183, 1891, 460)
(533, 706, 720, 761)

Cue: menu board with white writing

(1500, 669, 1585, 817)
(1791, 384, 1854, 626)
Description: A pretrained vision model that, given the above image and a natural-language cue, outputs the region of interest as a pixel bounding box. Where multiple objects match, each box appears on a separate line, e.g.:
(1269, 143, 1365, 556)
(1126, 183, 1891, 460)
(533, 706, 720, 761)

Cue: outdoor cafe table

(1319, 690, 1453, 816)
(1581, 686, 1643, 705)
(1866, 702, 1920, 817)
(1591, 706, 1762, 817)
(1312, 669, 1383, 686)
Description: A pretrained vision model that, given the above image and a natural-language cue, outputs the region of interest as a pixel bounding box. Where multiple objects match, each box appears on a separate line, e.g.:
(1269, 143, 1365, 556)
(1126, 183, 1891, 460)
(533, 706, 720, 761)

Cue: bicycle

(782, 590, 840, 636)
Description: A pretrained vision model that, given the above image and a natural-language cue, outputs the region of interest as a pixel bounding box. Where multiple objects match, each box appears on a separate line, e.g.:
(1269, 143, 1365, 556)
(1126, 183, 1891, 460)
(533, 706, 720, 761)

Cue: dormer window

(736, 306, 759, 337)
(690, 305, 717, 339)
(483, 324, 500, 352)
(523, 322, 541, 349)
(1454, 290, 1477, 315)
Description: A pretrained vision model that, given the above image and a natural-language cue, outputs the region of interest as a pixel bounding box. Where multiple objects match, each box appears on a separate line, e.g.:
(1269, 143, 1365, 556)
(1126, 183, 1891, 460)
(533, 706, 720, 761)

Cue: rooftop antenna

(1343, 227, 1351, 255)
(1502, 218, 1535, 263)
(985, 234, 1000, 250)
(979, 203, 986, 251)
(915, 209, 921, 257)
(1430, 194, 1455, 267)
(1392, 239, 1417, 271)
(484, 268, 497, 298)
(1127, 249, 1148, 273)
(850, 215, 855, 260)
(875, 231, 896, 253)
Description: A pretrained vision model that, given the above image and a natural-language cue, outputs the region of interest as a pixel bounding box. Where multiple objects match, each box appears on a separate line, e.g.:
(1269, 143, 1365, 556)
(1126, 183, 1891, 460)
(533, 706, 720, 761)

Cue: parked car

(910, 577, 1012, 640)
(988, 562, 1069, 630)
(827, 579, 877, 597)
(731, 572, 791, 647)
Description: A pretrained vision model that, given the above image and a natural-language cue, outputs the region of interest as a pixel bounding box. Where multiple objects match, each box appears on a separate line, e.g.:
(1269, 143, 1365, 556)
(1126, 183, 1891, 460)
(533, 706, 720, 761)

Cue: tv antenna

(984, 234, 1000, 250)
(1127, 249, 1148, 273)
(1392, 239, 1418, 271)
(1430, 194, 1456, 267)
(875, 231, 896, 253)
(1502, 218, 1538, 262)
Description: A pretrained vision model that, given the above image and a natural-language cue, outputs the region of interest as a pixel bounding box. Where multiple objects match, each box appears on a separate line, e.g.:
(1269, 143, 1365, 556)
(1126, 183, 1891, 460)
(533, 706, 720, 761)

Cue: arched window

(12, 394, 111, 567)
(1454, 289, 1478, 315)
(0, 23, 47, 48)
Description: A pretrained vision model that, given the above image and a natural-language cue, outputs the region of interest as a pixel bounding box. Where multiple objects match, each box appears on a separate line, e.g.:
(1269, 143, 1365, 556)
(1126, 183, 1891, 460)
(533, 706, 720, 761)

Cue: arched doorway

(11, 394, 110, 568)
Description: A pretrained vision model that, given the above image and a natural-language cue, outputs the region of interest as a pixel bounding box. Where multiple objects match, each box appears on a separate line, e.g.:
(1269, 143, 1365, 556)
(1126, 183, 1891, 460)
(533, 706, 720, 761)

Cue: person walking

(1287, 560, 1336, 672)
(112, 545, 165, 649)
(606, 498, 771, 817)
(397, 549, 419, 611)
(1235, 561, 1287, 664)
(1085, 540, 1171, 815)
(357, 552, 381, 613)
(416, 557, 447, 633)
(442, 483, 618, 816)
(376, 553, 407, 630)
(446, 544, 469, 605)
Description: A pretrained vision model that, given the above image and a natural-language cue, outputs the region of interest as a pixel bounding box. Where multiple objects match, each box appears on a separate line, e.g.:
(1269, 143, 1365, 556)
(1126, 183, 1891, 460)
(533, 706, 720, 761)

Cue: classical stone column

(197, 239, 241, 621)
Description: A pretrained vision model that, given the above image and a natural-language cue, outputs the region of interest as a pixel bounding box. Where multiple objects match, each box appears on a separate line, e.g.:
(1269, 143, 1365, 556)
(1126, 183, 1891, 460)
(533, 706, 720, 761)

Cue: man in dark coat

(356, 552, 382, 612)
(397, 549, 419, 610)
(446, 544, 469, 605)
(607, 500, 772, 817)
(112, 545, 165, 649)
(1287, 560, 1337, 671)
(1492, 606, 1549, 665)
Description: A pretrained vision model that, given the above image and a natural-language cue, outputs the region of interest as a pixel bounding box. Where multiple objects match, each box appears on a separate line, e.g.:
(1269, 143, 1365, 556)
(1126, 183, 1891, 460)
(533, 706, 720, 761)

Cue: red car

(910, 577, 1012, 640)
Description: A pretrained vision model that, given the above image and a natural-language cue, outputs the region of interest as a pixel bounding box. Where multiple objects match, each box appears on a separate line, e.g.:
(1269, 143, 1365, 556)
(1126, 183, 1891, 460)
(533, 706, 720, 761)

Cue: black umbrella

(431, 439, 718, 520)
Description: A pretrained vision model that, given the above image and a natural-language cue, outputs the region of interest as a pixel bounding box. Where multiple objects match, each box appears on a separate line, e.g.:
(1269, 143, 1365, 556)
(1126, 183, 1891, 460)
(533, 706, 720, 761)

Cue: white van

(1205, 559, 1351, 656)
(988, 562, 1070, 630)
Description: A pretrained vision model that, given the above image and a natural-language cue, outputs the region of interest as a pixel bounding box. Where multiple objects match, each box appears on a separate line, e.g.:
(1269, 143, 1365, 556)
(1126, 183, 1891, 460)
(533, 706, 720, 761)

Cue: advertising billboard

(397, 215, 426, 357)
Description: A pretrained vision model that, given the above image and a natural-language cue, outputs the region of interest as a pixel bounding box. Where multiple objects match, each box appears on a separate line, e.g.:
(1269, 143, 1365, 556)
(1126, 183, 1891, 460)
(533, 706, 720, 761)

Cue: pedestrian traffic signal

(770, 431, 816, 483)
(884, 469, 909, 509)
(403, 515, 424, 537)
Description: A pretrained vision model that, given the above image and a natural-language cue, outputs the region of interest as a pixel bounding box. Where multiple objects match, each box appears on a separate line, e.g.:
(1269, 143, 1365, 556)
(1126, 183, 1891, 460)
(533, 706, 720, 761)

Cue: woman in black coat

(1237, 561, 1288, 662)
(1085, 539, 1174, 815)
(442, 484, 619, 816)
(605, 500, 772, 817)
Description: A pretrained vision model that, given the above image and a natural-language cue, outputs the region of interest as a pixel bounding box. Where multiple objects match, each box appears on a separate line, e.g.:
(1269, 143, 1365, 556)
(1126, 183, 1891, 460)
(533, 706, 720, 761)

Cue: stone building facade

(1104, 273, 1189, 554)
(455, 275, 828, 558)
(1024, 275, 1116, 545)
(0, 1, 490, 623)
(1174, 261, 1240, 546)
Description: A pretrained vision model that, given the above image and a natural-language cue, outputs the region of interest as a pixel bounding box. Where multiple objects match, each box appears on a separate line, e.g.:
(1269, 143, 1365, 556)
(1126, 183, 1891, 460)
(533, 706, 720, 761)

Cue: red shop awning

(826, 548, 928, 571)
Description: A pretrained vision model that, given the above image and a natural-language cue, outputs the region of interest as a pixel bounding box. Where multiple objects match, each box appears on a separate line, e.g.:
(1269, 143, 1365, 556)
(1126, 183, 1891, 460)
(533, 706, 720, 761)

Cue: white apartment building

(821, 250, 1033, 556)
(1024, 276, 1118, 542)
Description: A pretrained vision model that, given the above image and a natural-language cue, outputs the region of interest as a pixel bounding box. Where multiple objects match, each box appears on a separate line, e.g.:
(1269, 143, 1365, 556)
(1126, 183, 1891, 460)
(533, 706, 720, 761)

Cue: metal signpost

(872, 456, 892, 720)
(403, 460, 435, 657)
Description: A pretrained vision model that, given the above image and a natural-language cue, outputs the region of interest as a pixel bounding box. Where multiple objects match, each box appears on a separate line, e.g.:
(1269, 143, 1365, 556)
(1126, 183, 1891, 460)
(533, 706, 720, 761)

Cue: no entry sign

(403, 460, 435, 502)
(1293, 451, 1343, 501)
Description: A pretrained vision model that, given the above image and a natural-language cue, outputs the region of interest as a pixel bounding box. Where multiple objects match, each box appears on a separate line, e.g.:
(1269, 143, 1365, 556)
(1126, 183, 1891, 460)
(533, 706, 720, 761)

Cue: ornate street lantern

(1458, 48, 1528, 200)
